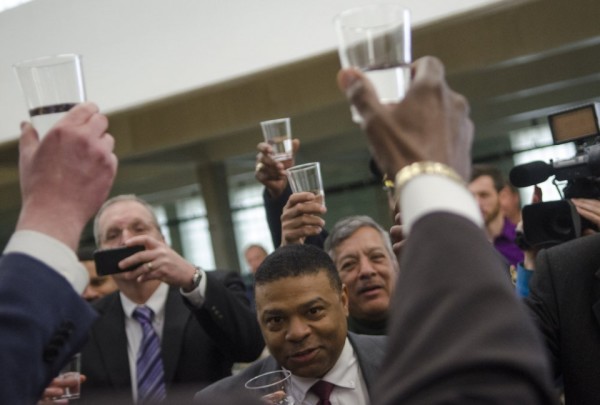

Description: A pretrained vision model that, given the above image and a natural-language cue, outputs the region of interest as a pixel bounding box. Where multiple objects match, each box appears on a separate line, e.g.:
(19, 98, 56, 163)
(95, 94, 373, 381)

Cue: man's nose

(285, 317, 310, 342)
(357, 256, 377, 278)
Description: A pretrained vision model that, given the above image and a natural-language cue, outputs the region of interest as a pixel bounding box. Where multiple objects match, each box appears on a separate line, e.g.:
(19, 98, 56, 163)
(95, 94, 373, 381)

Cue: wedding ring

(255, 162, 264, 173)
(146, 262, 153, 271)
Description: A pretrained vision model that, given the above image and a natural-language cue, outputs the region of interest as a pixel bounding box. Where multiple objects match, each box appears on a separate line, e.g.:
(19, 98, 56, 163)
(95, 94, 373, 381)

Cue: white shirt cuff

(3, 230, 89, 294)
(401, 174, 483, 235)
(180, 268, 207, 308)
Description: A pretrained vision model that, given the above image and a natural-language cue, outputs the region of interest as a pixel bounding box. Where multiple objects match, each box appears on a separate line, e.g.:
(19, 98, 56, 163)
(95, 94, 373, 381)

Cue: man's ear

(340, 284, 349, 316)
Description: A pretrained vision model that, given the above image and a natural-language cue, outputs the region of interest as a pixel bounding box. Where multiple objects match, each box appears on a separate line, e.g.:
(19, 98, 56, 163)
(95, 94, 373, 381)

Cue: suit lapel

(348, 333, 381, 396)
(161, 288, 189, 384)
(93, 294, 131, 388)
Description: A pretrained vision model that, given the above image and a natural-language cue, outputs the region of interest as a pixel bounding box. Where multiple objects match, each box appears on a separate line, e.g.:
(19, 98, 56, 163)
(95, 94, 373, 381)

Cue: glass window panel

(230, 183, 273, 274)
(151, 205, 171, 246)
(174, 197, 216, 270)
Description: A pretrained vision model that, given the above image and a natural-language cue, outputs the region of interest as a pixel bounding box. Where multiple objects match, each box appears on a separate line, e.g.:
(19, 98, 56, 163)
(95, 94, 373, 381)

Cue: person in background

(278, 195, 397, 335)
(468, 164, 524, 267)
(324, 216, 398, 335)
(242, 243, 269, 308)
(513, 191, 600, 403)
(195, 244, 386, 404)
(1, 103, 117, 403)
(78, 246, 119, 302)
(244, 244, 268, 274)
(338, 56, 557, 404)
(500, 181, 522, 225)
(524, 197, 600, 404)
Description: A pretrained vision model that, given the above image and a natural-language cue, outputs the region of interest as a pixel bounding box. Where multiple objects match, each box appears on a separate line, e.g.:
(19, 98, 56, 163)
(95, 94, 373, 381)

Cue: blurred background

(0, 0, 598, 274)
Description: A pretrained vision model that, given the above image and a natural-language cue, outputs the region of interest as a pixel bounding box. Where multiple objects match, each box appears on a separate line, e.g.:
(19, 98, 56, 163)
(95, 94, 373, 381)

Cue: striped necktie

(132, 306, 167, 403)
(310, 380, 335, 405)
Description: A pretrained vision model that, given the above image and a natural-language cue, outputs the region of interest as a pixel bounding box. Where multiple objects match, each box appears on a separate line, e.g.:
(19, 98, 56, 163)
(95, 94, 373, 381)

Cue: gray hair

(93, 194, 161, 246)
(324, 215, 396, 265)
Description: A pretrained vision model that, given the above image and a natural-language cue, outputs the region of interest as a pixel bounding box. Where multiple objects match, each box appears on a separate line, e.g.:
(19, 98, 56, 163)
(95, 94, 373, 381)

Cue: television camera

(509, 102, 600, 248)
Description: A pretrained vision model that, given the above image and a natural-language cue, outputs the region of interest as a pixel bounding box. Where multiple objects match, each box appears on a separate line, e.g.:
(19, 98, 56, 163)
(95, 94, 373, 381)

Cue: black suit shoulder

(526, 233, 600, 404)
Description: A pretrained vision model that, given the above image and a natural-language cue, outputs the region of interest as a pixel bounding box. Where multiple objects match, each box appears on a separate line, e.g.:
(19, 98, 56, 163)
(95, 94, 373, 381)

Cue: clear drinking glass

(13, 54, 86, 138)
(334, 4, 411, 123)
(245, 370, 294, 404)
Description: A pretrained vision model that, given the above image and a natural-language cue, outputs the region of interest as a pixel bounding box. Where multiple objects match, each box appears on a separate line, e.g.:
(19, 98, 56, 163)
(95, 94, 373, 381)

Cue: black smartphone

(93, 245, 145, 276)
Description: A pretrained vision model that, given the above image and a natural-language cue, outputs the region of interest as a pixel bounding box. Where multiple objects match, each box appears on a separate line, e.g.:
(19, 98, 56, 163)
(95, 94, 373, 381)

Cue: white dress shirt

(289, 338, 369, 405)
(401, 174, 483, 235)
(3, 230, 89, 294)
(120, 271, 207, 403)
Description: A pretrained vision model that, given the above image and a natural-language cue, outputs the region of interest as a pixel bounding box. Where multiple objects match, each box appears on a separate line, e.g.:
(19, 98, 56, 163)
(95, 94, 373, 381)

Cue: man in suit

(81, 194, 265, 403)
(1, 103, 117, 403)
(337, 56, 558, 404)
(195, 244, 386, 404)
(526, 232, 600, 404)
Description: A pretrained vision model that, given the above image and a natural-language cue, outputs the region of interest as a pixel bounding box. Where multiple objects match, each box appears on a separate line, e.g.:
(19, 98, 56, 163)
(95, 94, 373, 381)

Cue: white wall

(0, 0, 504, 142)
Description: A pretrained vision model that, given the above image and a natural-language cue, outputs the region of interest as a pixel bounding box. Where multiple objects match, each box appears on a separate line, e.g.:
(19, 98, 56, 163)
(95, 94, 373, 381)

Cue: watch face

(192, 268, 202, 287)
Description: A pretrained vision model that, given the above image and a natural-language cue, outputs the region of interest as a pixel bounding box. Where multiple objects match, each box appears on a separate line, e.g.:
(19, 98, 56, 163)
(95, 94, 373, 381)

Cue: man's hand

(280, 192, 326, 246)
(571, 198, 600, 234)
(16, 103, 117, 251)
(255, 139, 300, 198)
(337, 56, 473, 181)
(390, 212, 405, 257)
(38, 375, 86, 404)
(116, 235, 197, 290)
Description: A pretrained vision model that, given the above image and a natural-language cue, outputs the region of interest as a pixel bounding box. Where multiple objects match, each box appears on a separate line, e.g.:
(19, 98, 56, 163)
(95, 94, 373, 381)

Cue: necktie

(132, 306, 167, 403)
(310, 380, 335, 405)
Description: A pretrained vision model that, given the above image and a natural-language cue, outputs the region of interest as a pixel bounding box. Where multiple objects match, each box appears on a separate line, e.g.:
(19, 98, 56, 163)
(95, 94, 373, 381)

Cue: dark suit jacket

(374, 213, 558, 405)
(526, 233, 600, 404)
(81, 270, 265, 403)
(194, 332, 386, 403)
(0, 253, 97, 404)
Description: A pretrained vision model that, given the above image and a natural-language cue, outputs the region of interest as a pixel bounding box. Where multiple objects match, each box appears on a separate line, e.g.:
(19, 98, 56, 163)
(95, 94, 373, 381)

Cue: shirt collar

(289, 337, 359, 401)
(120, 282, 169, 319)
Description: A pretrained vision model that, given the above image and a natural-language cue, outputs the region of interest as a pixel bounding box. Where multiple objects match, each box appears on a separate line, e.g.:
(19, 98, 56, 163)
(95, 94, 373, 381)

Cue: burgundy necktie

(310, 380, 335, 405)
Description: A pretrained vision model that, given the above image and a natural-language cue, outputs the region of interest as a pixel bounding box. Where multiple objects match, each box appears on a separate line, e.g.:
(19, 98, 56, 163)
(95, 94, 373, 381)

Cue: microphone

(509, 161, 554, 187)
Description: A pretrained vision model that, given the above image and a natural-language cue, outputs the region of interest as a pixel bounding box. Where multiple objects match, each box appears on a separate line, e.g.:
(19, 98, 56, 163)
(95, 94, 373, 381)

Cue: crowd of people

(1, 55, 598, 405)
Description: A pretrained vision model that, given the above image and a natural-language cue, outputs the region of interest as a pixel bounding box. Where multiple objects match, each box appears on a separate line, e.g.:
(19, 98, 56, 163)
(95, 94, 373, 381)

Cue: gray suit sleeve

(374, 213, 558, 404)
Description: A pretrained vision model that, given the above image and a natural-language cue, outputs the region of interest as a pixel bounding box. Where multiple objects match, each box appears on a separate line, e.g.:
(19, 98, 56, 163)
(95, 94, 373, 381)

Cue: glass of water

(334, 4, 411, 123)
(260, 117, 293, 161)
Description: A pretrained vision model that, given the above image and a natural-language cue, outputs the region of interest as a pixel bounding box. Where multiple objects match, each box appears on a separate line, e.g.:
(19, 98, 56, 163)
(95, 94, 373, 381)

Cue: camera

(509, 102, 600, 248)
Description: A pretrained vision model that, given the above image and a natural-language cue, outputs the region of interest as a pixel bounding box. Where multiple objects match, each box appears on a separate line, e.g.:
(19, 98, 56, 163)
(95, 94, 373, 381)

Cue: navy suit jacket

(0, 253, 97, 404)
(80, 270, 265, 403)
(526, 233, 600, 404)
(194, 332, 386, 403)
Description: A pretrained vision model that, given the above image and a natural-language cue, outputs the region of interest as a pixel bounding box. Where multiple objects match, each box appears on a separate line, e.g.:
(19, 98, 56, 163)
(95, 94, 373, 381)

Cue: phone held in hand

(93, 245, 145, 276)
